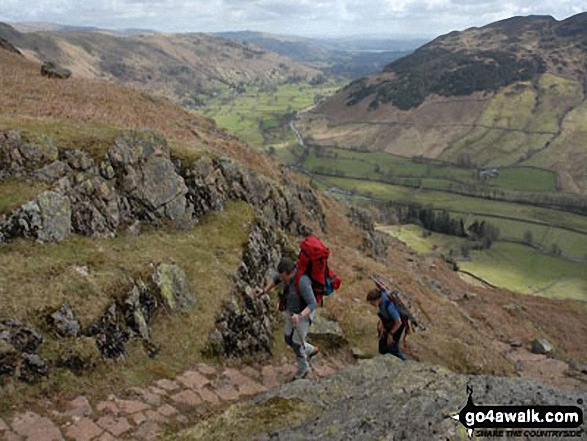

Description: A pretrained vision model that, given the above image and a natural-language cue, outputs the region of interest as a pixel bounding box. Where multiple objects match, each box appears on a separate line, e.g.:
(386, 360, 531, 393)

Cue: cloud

(0, 0, 585, 37)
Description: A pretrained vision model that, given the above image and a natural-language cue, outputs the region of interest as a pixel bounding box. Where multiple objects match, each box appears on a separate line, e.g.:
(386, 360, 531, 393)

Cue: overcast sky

(1, 1, 585, 39)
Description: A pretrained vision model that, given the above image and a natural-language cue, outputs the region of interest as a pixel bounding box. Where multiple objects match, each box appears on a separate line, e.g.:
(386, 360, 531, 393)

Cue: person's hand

(254, 287, 264, 298)
(292, 313, 300, 325)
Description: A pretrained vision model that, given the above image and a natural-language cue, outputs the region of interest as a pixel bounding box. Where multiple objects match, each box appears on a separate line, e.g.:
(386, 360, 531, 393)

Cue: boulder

(531, 338, 553, 355)
(307, 312, 346, 348)
(152, 264, 195, 312)
(34, 160, 72, 182)
(0, 320, 43, 353)
(47, 301, 80, 338)
(40, 61, 71, 79)
(35, 190, 72, 242)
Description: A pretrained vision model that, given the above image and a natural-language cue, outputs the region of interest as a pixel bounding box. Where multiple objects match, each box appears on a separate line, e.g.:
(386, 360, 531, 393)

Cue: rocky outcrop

(0, 131, 58, 177)
(40, 61, 72, 79)
(2, 190, 72, 242)
(347, 206, 389, 260)
(1, 129, 327, 243)
(152, 264, 195, 312)
(86, 263, 193, 360)
(0, 262, 196, 382)
(209, 221, 283, 359)
(108, 131, 193, 229)
(184, 356, 586, 440)
(0, 320, 48, 383)
(47, 301, 81, 338)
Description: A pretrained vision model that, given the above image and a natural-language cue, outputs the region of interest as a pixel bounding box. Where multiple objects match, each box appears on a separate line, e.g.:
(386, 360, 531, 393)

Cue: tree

(523, 230, 534, 246)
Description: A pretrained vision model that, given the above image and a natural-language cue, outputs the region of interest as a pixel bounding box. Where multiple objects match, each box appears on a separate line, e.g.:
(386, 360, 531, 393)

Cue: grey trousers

(284, 311, 316, 372)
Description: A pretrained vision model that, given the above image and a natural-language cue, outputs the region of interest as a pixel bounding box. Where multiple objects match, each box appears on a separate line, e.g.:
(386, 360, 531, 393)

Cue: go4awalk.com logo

(449, 385, 585, 438)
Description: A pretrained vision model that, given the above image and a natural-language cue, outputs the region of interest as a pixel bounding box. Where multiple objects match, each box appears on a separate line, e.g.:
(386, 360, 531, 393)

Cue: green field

(378, 224, 587, 301)
(202, 81, 343, 148)
(301, 145, 558, 194)
(461, 242, 587, 301)
(321, 176, 587, 233)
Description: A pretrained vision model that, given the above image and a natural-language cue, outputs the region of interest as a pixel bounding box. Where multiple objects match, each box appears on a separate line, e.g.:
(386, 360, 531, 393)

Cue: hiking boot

(292, 368, 309, 381)
(309, 346, 321, 360)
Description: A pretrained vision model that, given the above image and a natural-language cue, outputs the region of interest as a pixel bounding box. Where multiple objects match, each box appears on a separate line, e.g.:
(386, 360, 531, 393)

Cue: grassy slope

(0, 203, 254, 410)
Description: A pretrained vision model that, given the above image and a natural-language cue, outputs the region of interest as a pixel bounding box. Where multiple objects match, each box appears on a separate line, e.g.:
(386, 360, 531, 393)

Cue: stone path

(0, 353, 352, 441)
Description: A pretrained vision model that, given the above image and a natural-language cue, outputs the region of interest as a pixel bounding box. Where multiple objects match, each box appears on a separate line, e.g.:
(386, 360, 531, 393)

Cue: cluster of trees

(381, 202, 500, 252)
(383, 203, 466, 237)
(467, 220, 500, 249)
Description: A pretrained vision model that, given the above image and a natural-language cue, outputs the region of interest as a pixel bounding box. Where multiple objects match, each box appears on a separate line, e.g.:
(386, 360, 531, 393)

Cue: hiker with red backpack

(256, 257, 320, 380)
(367, 287, 408, 361)
(255, 236, 341, 380)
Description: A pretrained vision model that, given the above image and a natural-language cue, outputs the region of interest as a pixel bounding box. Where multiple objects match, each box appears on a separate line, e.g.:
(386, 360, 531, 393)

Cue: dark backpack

(382, 291, 411, 333)
(295, 236, 341, 304)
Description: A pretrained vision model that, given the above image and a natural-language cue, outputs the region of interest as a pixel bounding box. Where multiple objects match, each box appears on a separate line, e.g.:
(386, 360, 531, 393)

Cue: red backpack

(295, 236, 341, 304)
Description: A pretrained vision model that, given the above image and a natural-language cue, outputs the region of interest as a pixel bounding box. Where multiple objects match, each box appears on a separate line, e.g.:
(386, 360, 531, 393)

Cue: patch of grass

(0, 116, 121, 161)
(170, 396, 316, 441)
(0, 179, 49, 214)
(460, 242, 587, 301)
(0, 201, 256, 410)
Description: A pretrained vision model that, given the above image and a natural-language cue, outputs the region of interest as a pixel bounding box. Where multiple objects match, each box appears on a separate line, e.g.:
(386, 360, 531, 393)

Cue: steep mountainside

(0, 43, 585, 434)
(297, 13, 587, 194)
(0, 23, 321, 107)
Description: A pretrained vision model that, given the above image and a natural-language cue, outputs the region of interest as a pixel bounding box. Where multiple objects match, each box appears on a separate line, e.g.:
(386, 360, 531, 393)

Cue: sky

(0, 0, 586, 39)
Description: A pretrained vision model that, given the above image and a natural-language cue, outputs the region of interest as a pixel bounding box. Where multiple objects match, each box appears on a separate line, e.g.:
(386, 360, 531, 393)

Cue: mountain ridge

(297, 12, 587, 194)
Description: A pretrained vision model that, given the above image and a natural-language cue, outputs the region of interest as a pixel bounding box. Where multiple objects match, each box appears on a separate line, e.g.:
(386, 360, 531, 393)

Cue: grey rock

(62, 150, 94, 171)
(210, 221, 281, 359)
(0, 321, 49, 382)
(17, 353, 49, 383)
(348, 207, 389, 260)
(41, 61, 72, 79)
(47, 301, 80, 338)
(0, 130, 58, 174)
(190, 357, 587, 441)
(152, 264, 195, 312)
(531, 338, 554, 355)
(35, 191, 72, 241)
(108, 130, 191, 225)
(3, 191, 73, 242)
(34, 160, 72, 182)
(90, 303, 129, 359)
(308, 312, 346, 348)
(0, 320, 43, 353)
(68, 176, 122, 237)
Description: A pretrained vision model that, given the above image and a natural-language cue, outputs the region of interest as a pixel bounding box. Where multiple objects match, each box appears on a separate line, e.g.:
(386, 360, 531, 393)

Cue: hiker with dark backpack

(256, 257, 320, 380)
(367, 287, 407, 361)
